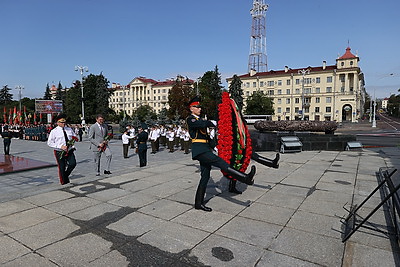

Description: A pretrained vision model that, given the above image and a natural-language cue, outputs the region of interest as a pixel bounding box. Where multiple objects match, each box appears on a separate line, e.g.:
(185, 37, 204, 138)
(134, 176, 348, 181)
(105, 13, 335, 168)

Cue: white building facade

(228, 47, 366, 123)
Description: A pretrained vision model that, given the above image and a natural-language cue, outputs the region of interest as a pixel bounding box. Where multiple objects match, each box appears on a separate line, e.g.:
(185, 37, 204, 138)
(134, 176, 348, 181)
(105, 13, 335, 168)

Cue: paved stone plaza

(0, 137, 399, 266)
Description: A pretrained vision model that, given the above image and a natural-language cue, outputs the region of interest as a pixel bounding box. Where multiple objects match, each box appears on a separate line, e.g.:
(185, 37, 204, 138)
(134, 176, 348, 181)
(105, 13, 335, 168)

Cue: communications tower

(248, 0, 268, 73)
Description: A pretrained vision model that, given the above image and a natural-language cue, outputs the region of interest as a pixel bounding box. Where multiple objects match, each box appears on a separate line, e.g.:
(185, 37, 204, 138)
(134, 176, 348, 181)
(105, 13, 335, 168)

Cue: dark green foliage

(43, 83, 52, 100)
(0, 85, 13, 104)
(198, 65, 224, 120)
(387, 89, 400, 118)
(228, 75, 244, 111)
(135, 105, 156, 122)
(245, 91, 274, 115)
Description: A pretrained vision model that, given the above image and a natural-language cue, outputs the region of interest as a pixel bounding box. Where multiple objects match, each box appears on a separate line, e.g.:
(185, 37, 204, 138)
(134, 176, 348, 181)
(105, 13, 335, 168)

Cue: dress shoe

(96, 173, 100, 176)
(104, 170, 112, 175)
(195, 204, 212, 212)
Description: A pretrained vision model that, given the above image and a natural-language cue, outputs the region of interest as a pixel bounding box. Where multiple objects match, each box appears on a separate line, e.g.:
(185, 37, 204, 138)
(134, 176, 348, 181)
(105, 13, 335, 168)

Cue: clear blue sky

(1, 0, 399, 100)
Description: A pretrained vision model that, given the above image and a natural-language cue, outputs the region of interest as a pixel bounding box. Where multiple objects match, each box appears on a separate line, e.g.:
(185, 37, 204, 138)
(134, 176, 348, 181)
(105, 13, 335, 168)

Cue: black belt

(139, 142, 146, 144)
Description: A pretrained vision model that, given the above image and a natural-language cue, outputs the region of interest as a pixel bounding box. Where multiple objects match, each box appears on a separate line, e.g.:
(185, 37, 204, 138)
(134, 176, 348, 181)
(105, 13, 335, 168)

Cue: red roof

(236, 65, 337, 79)
(339, 47, 357, 59)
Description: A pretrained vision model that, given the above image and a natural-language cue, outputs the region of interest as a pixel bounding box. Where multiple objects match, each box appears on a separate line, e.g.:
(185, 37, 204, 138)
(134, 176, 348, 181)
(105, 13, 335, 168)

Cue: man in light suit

(88, 114, 112, 176)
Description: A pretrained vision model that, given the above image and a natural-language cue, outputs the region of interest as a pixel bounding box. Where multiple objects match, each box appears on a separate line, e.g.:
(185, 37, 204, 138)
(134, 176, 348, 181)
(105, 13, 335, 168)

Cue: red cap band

(189, 101, 200, 107)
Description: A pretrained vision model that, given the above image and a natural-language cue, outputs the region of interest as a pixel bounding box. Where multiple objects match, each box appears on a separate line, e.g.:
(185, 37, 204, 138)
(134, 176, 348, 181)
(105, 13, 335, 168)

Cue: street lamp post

(298, 69, 310, 120)
(75, 66, 88, 125)
(122, 85, 126, 120)
(15, 85, 24, 113)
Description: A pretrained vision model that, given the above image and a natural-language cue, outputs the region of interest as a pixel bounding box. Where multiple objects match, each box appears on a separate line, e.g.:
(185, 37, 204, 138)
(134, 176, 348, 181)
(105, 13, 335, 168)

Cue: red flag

(39, 113, 42, 123)
(3, 107, 6, 123)
(34, 113, 37, 125)
(23, 106, 27, 124)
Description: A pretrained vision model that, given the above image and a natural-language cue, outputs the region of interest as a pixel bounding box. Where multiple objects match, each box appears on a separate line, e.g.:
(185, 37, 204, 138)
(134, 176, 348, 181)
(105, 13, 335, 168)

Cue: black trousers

(54, 150, 76, 185)
(123, 144, 129, 158)
(138, 148, 147, 167)
(194, 151, 230, 203)
(3, 139, 11, 155)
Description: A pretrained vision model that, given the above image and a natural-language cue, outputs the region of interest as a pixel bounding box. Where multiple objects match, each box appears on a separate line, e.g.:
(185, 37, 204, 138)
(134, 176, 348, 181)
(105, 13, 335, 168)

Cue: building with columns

(228, 47, 366, 122)
(109, 75, 193, 116)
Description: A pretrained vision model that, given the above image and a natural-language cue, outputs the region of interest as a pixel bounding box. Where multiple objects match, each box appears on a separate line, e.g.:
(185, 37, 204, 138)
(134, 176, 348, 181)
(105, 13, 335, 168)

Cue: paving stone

(269, 228, 344, 266)
(108, 191, 159, 208)
(2, 252, 58, 266)
(188, 234, 264, 266)
(44, 196, 101, 215)
(138, 221, 209, 254)
(172, 209, 233, 233)
(86, 250, 130, 267)
(0, 199, 36, 217)
(9, 216, 80, 250)
(107, 212, 165, 236)
(37, 233, 113, 266)
(257, 190, 304, 210)
(138, 199, 192, 220)
(0, 235, 31, 264)
(22, 190, 74, 206)
(239, 202, 296, 226)
(216, 216, 282, 248)
(87, 188, 131, 201)
(343, 242, 400, 267)
(68, 202, 121, 221)
(257, 250, 321, 267)
(0, 207, 60, 234)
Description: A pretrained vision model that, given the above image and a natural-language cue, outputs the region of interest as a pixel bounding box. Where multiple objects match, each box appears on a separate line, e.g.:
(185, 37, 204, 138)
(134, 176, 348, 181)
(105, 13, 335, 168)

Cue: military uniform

(187, 96, 256, 212)
(1, 126, 12, 155)
(136, 126, 149, 167)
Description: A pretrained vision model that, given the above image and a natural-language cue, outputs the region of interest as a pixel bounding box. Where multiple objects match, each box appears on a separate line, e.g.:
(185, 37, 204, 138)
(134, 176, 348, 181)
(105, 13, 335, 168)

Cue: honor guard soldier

(186, 96, 256, 212)
(47, 114, 77, 185)
(136, 123, 149, 167)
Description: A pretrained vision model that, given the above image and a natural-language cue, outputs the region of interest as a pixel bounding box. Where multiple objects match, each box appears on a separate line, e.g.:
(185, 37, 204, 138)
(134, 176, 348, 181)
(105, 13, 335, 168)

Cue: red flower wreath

(217, 92, 252, 179)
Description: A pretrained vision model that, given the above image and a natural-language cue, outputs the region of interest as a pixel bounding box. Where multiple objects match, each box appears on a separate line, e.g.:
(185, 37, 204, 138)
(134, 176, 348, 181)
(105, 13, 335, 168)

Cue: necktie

(63, 128, 69, 145)
(100, 125, 104, 137)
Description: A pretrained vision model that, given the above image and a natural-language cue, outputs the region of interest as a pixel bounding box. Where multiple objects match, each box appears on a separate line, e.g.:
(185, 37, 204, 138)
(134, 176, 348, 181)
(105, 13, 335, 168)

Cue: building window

(326, 87, 332, 93)
(246, 82, 250, 88)
(295, 79, 300, 85)
(286, 107, 290, 113)
(253, 82, 257, 87)
(287, 79, 291, 85)
(327, 76, 333, 83)
(326, 106, 332, 112)
(277, 98, 282, 104)
(315, 87, 320, 93)
(260, 81, 264, 87)
(315, 107, 320, 112)
(153, 90, 156, 94)
(286, 89, 290, 94)
(246, 91, 249, 96)
(316, 77, 320, 83)
(304, 88, 311, 94)
(305, 107, 310, 113)
(350, 61, 353, 65)
(340, 74, 345, 82)
(295, 88, 300, 94)
(341, 87, 345, 93)
(326, 97, 332, 103)
(295, 98, 300, 104)
(341, 62, 344, 66)
(278, 89, 282, 95)
(295, 107, 299, 113)
(278, 80, 282, 86)
(162, 89, 166, 93)
(305, 78, 312, 84)
(268, 90, 274, 95)
(277, 107, 282, 113)
(267, 81, 274, 87)
(286, 98, 290, 104)
(316, 97, 320, 103)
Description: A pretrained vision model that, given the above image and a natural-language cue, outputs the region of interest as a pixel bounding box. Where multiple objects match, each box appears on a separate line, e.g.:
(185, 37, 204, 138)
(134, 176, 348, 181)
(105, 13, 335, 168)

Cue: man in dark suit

(186, 96, 256, 212)
(136, 123, 148, 167)
(88, 114, 112, 176)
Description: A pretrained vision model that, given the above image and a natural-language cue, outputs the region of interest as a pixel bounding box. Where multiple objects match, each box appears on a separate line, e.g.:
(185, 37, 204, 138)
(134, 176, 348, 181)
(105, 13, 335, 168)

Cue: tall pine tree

(199, 65, 224, 120)
(168, 76, 195, 120)
(0, 85, 13, 104)
(228, 75, 244, 111)
(43, 83, 52, 100)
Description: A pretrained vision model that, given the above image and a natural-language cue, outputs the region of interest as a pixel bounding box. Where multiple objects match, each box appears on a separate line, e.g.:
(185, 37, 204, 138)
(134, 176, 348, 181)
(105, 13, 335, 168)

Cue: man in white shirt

(47, 114, 77, 185)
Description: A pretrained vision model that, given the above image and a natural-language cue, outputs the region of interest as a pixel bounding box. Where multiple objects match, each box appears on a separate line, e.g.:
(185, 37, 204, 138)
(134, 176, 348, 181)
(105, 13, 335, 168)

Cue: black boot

(226, 165, 256, 185)
(251, 152, 280, 169)
(229, 179, 242, 194)
(194, 186, 212, 212)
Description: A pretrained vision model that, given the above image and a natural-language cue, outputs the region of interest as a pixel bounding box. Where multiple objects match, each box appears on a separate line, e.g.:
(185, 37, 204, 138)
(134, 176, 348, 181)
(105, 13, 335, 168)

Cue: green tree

(199, 65, 224, 120)
(0, 85, 13, 105)
(228, 74, 244, 111)
(387, 89, 400, 118)
(65, 73, 112, 123)
(245, 91, 274, 115)
(168, 77, 195, 120)
(43, 83, 52, 100)
(134, 104, 156, 122)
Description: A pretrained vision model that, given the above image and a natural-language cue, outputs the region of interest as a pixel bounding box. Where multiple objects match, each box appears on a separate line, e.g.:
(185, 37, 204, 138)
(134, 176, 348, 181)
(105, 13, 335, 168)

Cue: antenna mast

(248, 0, 268, 73)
